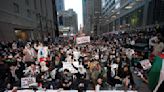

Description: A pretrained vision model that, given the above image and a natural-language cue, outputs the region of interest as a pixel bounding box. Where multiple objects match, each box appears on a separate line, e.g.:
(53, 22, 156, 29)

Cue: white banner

(21, 77, 36, 88)
(76, 36, 90, 44)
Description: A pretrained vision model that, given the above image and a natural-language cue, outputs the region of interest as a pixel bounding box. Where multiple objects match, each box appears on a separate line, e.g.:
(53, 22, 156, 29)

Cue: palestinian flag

(148, 53, 164, 92)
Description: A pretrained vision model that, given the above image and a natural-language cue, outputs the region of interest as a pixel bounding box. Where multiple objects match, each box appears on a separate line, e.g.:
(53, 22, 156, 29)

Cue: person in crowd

(107, 54, 115, 88)
(24, 63, 40, 77)
(54, 55, 63, 69)
(23, 44, 36, 67)
(0, 28, 162, 91)
(121, 65, 134, 90)
(0, 55, 11, 91)
(12, 41, 17, 50)
(61, 69, 73, 90)
(148, 29, 164, 92)
(71, 63, 88, 91)
(9, 62, 20, 87)
(95, 78, 103, 91)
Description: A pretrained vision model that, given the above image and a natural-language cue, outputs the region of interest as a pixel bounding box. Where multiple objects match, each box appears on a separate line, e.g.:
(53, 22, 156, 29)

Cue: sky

(64, 0, 83, 30)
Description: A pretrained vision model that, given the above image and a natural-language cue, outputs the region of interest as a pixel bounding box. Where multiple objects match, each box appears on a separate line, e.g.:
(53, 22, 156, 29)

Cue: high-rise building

(82, 0, 87, 29)
(0, 0, 57, 41)
(82, 0, 101, 35)
(147, 0, 164, 25)
(59, 9, 78, 34)
(101, 0, 164, 33)
(93, 0, 102, 35)
(52, 0, 59, 37)
(83, 0, 93, 34)
(55, 0, 65, 36)
(55, 0, 65, 13)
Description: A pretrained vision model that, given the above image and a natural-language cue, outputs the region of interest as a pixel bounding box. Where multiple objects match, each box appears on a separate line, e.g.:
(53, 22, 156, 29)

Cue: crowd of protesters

(0, 27, 164, 92)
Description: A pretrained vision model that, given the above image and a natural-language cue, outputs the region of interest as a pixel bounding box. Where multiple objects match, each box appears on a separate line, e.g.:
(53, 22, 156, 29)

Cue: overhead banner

(76, 36, 90, 44)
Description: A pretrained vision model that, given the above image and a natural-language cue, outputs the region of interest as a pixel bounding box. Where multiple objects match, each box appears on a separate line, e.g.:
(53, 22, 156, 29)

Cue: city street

(0, 0, 164, 92)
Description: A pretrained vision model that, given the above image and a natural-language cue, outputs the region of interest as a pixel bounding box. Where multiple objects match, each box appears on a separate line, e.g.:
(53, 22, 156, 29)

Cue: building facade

(55, 0, 65, 13)
(0, 0, 57, 41)
(55, 0, 65, 36)
(52, 0, 59, 37)
(82, 0, 93, 35)
(56, 0, 65, 28)
(101, 0, 164, 34)
(58, 9, 78, 34)
(82, 0, 101, 35)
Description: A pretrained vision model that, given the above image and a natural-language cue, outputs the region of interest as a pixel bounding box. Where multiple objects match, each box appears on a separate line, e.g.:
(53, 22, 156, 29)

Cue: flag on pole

(148, 53, 164, 92)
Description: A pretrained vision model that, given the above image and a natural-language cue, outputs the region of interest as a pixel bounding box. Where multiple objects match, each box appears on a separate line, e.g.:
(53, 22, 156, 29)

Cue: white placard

(21, 77, 36, 88)
(38, 47, 49, 62)
(62, 62, 79, 73)
(76, 36, 90, 44)
(139, 59, 152, 70)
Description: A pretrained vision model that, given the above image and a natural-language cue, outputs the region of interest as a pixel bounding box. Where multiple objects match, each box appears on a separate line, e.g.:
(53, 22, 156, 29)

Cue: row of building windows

(13, 0, 37, 14)
(103, 0, 115, 15)
(13, 3, 32, 18)
(25, 0, 37, 9)
(13, 0, 44, 19)
(25, 0, 29, 6)
(13, 3, 19, 13)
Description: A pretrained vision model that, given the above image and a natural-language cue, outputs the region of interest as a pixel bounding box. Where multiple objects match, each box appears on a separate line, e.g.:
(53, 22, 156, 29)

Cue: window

(27, 9, 31, 17)
(25, 0, 29, 5)
(36, 14, 38, 21)
(34, 0, 37, 9)
(13, 3, 19, 13)
(36, 14, 40, 21)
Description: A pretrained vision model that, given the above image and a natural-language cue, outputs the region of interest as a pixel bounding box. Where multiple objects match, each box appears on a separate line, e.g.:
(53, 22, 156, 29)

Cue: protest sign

(38, 47, 49, 62)
(76, 36, 90, 44)
(62, 62, 79, 73)
(139, 59, 152, 70)
(21, 77, 36, 88)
